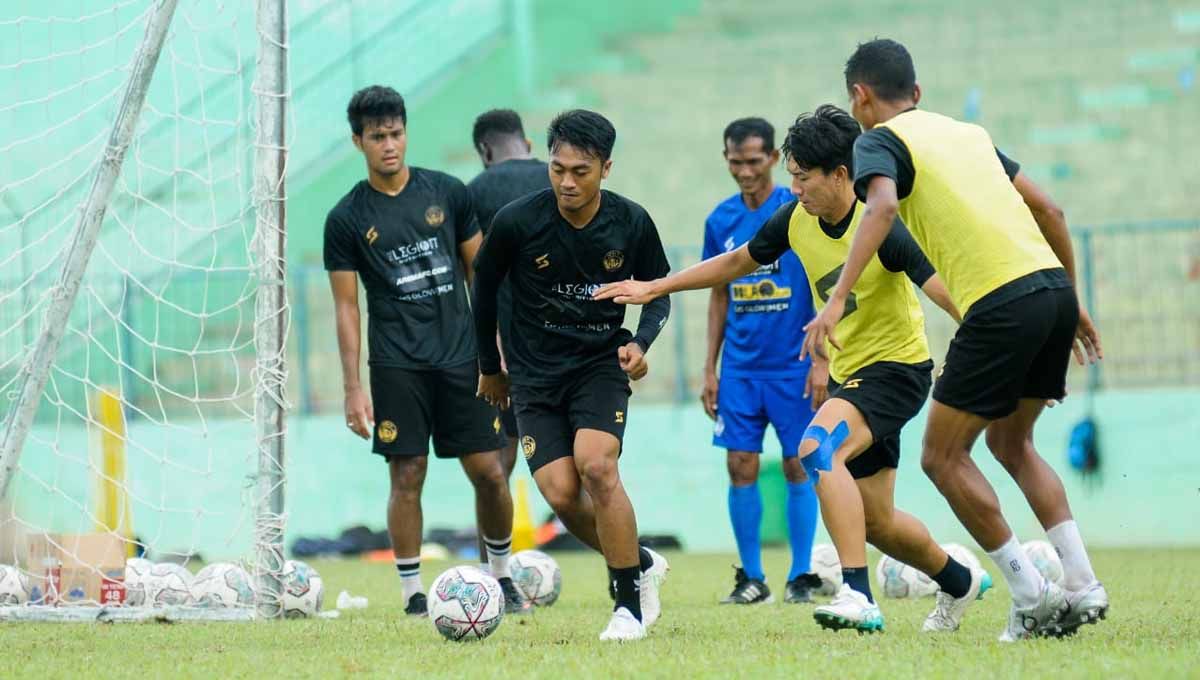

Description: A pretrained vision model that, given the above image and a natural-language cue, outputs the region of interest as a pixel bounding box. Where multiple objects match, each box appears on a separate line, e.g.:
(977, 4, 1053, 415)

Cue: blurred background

(1, 0, 1197, 560)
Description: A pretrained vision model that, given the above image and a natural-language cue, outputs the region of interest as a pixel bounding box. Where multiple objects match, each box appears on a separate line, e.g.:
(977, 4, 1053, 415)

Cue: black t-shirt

(323, 168, 479, 369)
(748, 201, 936, 287)
(852, 125, 1021, 202)
(472, 189, 672, 386)
(467, 158, 551, 234)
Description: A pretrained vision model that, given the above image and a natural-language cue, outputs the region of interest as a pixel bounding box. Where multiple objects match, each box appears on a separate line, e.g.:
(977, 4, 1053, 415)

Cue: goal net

(0, 0, 289, 620)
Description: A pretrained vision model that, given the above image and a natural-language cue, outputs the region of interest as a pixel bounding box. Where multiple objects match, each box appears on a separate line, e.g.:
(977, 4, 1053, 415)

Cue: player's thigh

(713, 376, 769, 455)
(369, 365, 433, 459)
(565, 367, 631, 457)
(511, 385, 574, 475)
(761, 376, 816, 459)
(984, 398, 1045, 462)
(1021, 286, 1078, 401)
(933, 290, 1060, 420)
(800, 397, 874, 465)
(531, 456, 583, 510)
(923, 398, 991, 463)
(430, 360, 505, 459)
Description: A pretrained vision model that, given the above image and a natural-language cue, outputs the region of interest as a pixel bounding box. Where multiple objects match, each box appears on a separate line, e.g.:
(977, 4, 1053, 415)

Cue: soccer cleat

(599, 606, 646, 642)
(498, 577, 533, 615)
(640, 547, 669, 628)
(813, 584, 885, 633)
(1050, 581, 1109, 637)
(404, 592, 428, 617)
(922, 567, 993, 633)
(785, 573, 823, 604)
(719, 566, 773, 605)
(998, 579, 1068, 642)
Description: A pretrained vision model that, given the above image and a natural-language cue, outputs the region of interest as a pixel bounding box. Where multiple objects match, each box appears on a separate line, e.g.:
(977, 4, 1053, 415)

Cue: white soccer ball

(281, 559, 324, 618)
(145, 562, 195, 606)
(124, 557, 154, 607)
(875, 554, 938, 598)
(942, 543, 982, 571)
(811, 544, 842, 596)
(510, 550, 562, 607)
(0, 564, 32, 605)
(193, 562, 256, 608)
(1022, 539, 1064, 586)
(428, 565, 505, 641)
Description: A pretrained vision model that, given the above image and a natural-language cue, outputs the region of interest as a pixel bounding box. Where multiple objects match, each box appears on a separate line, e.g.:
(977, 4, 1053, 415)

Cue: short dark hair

(346, 85, 406, 136)
(844, 38, 917, 103)
(473, 109, 526, 150)
(782, 104, 862, 175)
(546, 109, 616, 161)
(723, 117, 775, 152)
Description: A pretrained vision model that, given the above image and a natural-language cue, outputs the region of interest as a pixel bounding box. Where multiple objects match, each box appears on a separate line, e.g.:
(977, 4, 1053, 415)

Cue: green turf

(2, 548, 1196, 679)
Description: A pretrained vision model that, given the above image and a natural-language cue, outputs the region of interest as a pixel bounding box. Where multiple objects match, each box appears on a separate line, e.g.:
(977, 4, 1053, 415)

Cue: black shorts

(934, 273, 1077, 420)
(497, 406, 519, 440)
(369, 360, 505, 460)
(829, 360, 933, 480)
(510, 368, 631, 474)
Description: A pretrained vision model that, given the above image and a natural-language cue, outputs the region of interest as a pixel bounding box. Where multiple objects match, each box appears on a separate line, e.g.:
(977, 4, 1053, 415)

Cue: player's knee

(985, 428, 1034, 471)
(863, 510, 892, 544)
(389, 457, 427, 493)
(539, 484, 580, 516)
(726, 454, 759, 485)
(577, 456, 618, 495)
(470, 464, 508, 495)
(781, 457, 808, 484)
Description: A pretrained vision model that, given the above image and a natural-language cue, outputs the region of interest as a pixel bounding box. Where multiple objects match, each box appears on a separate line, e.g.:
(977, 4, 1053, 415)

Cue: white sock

(483, 535, 513, 580)
(395, 556, 423, 601)
(987, 535, 1043, 607)
(1046, 520, 1097, 591)
(477, 561, 492, 576)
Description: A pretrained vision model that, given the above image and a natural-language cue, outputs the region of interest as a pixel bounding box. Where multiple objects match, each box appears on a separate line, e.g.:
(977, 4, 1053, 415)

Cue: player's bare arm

(920, 274, 961, 324)
(329, 270, 373, 439)
(593, 244, 760, 304)
(801, 175, 898, 360)
(701, 285, 728, 419)
(458, 231, 484, 288)
(1013, 171, 1102, 365)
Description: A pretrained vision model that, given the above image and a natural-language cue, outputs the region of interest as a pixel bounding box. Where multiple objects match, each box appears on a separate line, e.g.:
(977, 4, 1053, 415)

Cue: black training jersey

(467, 158, 551, 234)
(473, 189, 671, 387)
(323, 168, 479, 369)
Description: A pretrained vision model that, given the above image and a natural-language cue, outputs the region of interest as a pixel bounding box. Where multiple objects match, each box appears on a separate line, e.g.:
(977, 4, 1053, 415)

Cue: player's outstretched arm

(802, 175, 897, 359)
(329, 271, 373, 440)
(593, 245, 760, 305)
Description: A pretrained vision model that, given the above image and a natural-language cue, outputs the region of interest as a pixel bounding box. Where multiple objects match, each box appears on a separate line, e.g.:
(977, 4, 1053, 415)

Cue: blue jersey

(702, 186, 814, 379)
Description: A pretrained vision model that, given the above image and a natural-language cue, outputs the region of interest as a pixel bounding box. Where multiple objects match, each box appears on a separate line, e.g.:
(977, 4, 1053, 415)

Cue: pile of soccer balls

(873, 540, 1064, 598)
(428, 549, 561, 642)
(0, 558, 325, 616)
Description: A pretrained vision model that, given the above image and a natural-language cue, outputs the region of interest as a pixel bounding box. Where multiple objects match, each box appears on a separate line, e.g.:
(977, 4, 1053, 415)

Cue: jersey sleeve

(701, 213, 721, 260)
(322, 208, 358, 272)
(631, 209, 672, 353)
(853, 127, 915, 201)
(472, 206, 518, 374)
(876, 217, 935, 286)
(746, 201, 796, 265)
(995, 147, 1021, 181)
(450, 177, 480, 243)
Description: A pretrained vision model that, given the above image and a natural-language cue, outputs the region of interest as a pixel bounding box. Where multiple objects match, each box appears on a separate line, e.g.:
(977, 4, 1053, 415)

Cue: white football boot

(640, 548, 670, 628)
(599, 607, 646, 642)
(923, 567, 993, 632)
(1052, 581, 1109, 636)
(998, 579, 1068, 642)
(813, 584, 885, 633)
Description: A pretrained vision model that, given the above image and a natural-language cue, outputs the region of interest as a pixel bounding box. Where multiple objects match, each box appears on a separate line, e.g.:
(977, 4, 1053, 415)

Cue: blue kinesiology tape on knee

(799, 421, 850, 484)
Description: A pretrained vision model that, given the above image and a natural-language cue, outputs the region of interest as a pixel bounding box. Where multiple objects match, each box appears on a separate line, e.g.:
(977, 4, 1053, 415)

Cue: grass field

(2, 548, 1197, 679)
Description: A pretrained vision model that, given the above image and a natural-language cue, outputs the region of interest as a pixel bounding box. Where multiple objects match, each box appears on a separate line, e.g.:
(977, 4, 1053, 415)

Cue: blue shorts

(713, 375, 816, 458)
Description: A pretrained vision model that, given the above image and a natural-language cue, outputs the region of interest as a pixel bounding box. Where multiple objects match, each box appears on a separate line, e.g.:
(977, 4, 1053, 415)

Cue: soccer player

(472, 109, 671, 641)
(597, 105, 992, 634)
(324, 86, 529, 618)
(804, 39, 1107, 641)
(466, 109, 551, 486)
(702, 117, 821, 605)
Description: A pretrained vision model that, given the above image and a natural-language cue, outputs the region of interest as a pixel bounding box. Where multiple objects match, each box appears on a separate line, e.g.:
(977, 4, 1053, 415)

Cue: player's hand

(801, 297, 844, 361)
(344, 387, 374, 440)
(477, 371, 510, 409)
(700, 369, 719, 420)
(594, 279, 659, 305)
(619, 342, 649, 380)
(1074, 306, 1103, 366)
(804, 358, 831, 411)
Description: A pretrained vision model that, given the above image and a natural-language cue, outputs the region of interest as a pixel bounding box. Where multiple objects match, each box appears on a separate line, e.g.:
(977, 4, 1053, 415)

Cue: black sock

(842, 566, 873, 604)
(932, 555, 972, 599)
(609, 565, 642, 622)
(638, 546, 653, 572)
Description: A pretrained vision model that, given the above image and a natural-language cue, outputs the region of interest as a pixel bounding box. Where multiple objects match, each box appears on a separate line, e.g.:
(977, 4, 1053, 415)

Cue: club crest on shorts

(603, 250, 624, 272)
(520, 435, 536, 459)
(425, 205, 445, 228)
(377, 420, 398, 444)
